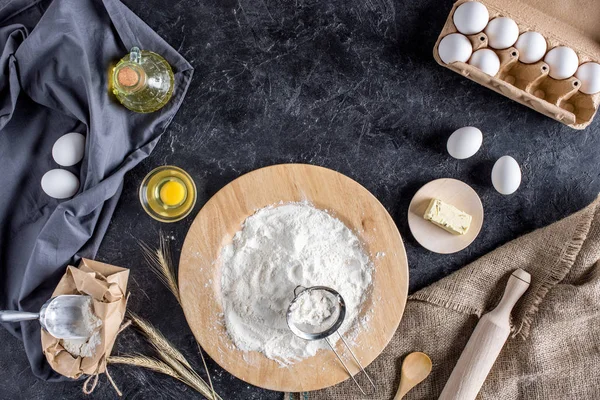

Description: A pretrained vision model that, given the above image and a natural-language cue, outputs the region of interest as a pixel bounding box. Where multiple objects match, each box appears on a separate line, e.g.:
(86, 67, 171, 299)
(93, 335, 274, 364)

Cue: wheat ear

(139, 238, 181, 303)
(108, 355, 180, 380)
(137, 233, 217, 400)
(124, 315, 222, 400)
(128, 311, 192, 370)
(108, 355, 218, 397)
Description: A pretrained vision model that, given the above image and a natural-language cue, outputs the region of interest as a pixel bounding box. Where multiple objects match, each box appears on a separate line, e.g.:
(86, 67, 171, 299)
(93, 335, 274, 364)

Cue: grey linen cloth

(0, 0, 192, 380)
(289, 197, 600, 399)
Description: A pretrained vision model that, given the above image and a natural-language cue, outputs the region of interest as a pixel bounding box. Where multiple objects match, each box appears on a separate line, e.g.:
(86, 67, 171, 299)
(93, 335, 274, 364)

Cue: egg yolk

(159, 181, 186, 206)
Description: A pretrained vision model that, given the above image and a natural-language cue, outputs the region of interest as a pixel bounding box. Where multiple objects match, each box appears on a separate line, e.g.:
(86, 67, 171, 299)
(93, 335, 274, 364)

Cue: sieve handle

(293, 285, 307, 297)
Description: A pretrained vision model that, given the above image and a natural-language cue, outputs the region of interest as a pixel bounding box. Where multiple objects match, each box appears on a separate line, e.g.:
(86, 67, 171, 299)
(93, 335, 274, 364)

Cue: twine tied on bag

(82, 319, 132, 396)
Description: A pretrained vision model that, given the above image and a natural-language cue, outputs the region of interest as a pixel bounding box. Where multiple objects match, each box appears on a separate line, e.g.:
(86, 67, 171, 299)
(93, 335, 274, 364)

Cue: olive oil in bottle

(110, 47, 174, 113)
(139, 166, 196, 223)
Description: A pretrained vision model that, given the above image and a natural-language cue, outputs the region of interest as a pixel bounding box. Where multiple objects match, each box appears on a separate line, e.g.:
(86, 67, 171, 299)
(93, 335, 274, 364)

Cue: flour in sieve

(289, 290, 336, 327)
(219, 203, 373, 364)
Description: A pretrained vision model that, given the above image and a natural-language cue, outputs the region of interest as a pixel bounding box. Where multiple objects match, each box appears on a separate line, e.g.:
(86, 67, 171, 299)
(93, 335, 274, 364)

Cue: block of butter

(423, 198, 472, 235)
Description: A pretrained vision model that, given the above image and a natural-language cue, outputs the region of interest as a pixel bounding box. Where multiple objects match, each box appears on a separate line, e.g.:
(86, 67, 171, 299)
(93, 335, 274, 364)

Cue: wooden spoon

(394, 352, 432, 399)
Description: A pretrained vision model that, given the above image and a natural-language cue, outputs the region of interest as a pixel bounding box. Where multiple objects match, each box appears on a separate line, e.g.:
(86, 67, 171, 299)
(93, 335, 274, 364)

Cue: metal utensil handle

(325, 337, 366, 395)
(0, 310, 40, 322)
(326, 334, 376, 396)
(338, 332, 376, 391)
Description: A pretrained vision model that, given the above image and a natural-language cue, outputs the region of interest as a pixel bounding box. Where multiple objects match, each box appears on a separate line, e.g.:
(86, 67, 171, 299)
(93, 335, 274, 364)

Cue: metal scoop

(0, 295, 93, 339)
(286, 286, 376, 395)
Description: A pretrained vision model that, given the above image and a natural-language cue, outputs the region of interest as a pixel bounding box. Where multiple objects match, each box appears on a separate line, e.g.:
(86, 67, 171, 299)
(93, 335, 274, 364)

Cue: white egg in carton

(434, 0, 600, 129)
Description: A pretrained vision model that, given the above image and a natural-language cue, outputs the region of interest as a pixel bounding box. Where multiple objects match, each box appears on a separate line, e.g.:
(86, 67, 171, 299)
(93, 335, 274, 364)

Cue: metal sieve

(286, 285, 375, 395)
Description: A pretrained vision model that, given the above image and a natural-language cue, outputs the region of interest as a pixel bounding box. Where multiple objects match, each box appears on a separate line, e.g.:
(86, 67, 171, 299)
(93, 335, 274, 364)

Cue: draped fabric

(0, 0, 192, 380)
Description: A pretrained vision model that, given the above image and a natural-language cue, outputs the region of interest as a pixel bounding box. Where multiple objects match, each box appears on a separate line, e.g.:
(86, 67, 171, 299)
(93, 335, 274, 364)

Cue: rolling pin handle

(438, 269, 531, 400)
(492, 269, 531, 318)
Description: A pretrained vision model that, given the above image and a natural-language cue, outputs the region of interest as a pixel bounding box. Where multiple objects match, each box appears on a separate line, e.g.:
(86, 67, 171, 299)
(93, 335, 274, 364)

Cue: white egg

(491, 156, 521, 195)
(453, 1, 489, 35)
(41, 169, 80, 199)
(544, 46, 579, 80)
(52, 132, 85, 167)
(575, 62, 600, 94)
(484, 17, 519, 49)
(514, 31, 547, 64)
(438, 33, 473, 64)
(447, 126, 483, 159)
(468, 49, 500, 76)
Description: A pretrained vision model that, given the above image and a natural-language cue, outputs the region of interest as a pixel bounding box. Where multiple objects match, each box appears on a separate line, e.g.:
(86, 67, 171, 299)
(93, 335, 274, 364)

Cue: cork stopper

(117, 66, 140, 87)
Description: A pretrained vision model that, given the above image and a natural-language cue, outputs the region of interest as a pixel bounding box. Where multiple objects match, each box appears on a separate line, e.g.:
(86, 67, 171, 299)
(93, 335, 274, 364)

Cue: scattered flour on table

(61, 297, 102, 358)
(219, 203, 373, 364)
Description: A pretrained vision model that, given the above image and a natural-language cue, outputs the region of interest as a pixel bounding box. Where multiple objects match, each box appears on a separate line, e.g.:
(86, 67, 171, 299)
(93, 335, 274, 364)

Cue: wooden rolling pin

(438, 268, 531, 400)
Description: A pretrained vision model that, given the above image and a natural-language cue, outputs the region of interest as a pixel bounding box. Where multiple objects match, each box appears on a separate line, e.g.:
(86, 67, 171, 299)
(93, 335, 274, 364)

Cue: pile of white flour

(220, 203, 373, 364)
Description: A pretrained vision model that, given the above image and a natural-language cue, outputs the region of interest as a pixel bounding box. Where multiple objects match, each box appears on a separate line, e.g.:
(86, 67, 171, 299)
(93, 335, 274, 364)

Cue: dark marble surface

(2, 0, 600, 399)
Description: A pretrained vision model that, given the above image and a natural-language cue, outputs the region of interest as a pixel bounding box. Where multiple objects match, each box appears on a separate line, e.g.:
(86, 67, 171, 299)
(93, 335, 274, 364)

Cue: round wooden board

(407, 178, 483, 254)
(179, 164, 408, 392)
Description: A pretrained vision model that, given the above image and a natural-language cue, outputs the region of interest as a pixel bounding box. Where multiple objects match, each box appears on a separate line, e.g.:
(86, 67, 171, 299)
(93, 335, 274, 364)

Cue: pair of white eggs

(454, 2, 519, 50)
(447, 127, 521, 195)
(441, 1, 600, 93)
(41, 132, 86, 199)
(438, 34, 500, 76)
(438, 32, 503, 77)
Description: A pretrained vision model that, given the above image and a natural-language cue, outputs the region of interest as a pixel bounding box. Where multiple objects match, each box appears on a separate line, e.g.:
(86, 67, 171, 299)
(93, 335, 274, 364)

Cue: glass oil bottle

(110, 47, 175, 113)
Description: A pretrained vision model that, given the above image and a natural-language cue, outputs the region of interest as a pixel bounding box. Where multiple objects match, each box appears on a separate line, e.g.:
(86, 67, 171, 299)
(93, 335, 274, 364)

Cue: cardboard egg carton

(433, 0, 600, 129)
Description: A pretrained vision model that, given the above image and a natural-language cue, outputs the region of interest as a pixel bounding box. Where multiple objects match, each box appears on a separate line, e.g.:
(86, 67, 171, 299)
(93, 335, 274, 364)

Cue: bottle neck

(114, 64, 147, 94)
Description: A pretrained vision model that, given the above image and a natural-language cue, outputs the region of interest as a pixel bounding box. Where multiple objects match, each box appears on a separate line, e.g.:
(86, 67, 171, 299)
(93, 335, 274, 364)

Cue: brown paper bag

(41, 258, 129, 379)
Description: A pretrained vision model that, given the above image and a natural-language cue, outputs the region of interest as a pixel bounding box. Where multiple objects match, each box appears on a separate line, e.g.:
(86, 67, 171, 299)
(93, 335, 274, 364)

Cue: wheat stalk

(128, 311, 192, 370)
(108, 355, 220, 398)
(124, 314, 222, 399)
(139, 237, 180, 303)
(161, 352, 221, 400)
(136, 234, 218, 400)
(197, 341, 216, 398)
(108, 355, 180, 380)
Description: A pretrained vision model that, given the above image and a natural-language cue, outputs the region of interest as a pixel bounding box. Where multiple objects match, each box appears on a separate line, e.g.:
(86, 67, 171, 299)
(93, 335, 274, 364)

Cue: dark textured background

(1, 0, 599, 398)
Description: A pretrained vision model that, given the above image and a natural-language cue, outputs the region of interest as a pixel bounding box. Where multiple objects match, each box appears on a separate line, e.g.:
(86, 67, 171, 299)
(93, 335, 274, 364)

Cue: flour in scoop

(61, 297, 102, 358)
(220, 203, 373, 364)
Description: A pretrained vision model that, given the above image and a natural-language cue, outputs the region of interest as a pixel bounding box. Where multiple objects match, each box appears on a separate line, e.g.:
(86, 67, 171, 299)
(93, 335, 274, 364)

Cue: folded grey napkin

(0, 0, 192, 380)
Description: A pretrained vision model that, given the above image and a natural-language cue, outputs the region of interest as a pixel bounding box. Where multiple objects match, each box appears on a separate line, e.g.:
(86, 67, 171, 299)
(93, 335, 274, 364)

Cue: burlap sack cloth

(289, 197, 600, 399)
